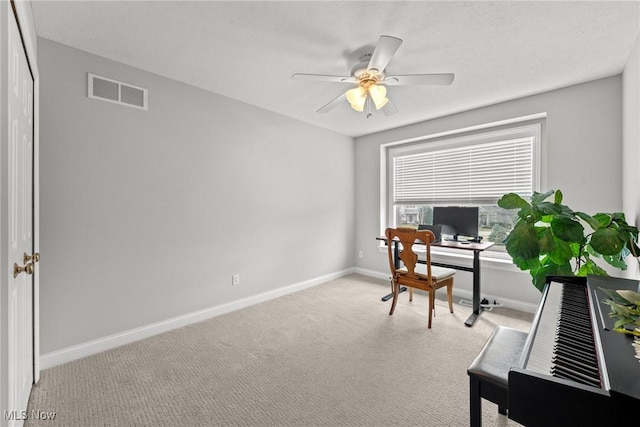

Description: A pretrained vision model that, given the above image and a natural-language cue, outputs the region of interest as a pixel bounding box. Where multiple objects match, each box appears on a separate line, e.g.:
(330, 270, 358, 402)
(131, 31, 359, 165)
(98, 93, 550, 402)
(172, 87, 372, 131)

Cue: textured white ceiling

(31, 1, 640, 137)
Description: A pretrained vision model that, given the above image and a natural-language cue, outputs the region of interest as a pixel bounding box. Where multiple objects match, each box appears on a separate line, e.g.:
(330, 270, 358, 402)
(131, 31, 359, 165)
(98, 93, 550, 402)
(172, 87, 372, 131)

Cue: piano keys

(508, 275, 640, 426)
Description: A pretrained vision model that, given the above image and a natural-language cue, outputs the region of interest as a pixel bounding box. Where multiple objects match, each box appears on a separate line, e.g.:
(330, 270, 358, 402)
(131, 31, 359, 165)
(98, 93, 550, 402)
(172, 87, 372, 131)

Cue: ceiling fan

(291, 35, 455, 118)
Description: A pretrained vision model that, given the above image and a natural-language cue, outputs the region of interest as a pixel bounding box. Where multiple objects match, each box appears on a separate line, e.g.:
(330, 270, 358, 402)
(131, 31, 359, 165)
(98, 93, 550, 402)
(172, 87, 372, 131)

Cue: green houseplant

(599, 288, 640, 337)
(497, 189, 640, 292)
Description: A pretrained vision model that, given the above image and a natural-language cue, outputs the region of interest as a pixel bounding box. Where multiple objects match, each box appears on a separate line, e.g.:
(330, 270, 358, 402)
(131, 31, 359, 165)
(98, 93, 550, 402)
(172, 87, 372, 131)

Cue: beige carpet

(26, 274, 533, 426)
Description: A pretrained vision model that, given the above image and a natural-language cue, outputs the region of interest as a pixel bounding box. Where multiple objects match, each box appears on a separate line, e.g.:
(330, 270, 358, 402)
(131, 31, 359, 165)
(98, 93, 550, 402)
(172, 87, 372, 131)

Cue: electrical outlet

(358, 250, 364, 258)
(232, 274, 240, 286)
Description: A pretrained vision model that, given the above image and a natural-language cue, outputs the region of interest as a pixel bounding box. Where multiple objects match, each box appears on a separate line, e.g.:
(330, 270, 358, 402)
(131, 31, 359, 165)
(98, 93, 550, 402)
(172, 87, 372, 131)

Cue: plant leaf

(600, 287, 631, 304)
(532, 263, 573, 292)
(505, 221, 540, 260)
(617, 220, 639, 233)
(611, 212, 627, 223)
(616, 224, 640, 257)
(536, 202, 564, 216)
(517, 205, 537, 222)
(554, 189, 563, 204)
(590, 228, 626, 255)
(497, 193, 530, 209)
(531, 190, 555, 205)
(612, 327, 640, 336)
(614, 319, 636, 330)
(627, 240, 640, 257)
(550, 217, 584, 243)
(511, 255, 541, 272)
(601, 253, 627, 270)
(575, 211, 601, 230)
(556, 204, 577, 220)
(537, 227, 554, 253)
(549, 237, 573, 265)
(617, 290, 640, 305)
(592, 213, 612, 228)
(576, 259, 608, 276)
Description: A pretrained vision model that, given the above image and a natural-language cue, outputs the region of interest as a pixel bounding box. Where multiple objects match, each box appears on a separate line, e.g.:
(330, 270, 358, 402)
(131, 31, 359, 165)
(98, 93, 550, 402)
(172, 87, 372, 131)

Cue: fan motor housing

(351, 54, 384, 81)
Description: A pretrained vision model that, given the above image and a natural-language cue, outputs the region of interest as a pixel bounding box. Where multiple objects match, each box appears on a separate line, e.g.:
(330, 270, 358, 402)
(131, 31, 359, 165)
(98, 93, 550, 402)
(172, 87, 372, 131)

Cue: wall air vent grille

(88, 73, 147, 110)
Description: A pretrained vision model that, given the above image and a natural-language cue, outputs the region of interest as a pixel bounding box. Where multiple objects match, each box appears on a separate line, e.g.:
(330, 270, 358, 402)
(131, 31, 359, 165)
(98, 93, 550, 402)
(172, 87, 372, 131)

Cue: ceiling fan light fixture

(292, 35, 454, 117)
(368, 84, 389, 110)
(346, 86, 367, 112)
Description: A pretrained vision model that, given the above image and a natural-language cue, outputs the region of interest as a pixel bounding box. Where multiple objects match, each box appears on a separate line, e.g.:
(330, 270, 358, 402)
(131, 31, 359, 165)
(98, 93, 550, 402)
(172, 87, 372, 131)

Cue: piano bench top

(468, 326, 528, 387)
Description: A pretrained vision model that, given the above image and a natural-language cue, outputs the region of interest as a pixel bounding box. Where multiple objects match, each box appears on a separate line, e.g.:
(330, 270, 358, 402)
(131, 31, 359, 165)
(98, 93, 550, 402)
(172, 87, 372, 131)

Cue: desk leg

(464, 250, 483, 327)
(381, 240, 407, 302)
(382, 287, 406, 302)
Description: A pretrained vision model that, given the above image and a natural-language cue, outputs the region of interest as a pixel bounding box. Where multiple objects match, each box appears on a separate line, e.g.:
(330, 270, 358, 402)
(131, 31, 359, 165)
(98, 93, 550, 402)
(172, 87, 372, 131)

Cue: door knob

(13, 262, 33, 278)
(24, 252, 40, 264)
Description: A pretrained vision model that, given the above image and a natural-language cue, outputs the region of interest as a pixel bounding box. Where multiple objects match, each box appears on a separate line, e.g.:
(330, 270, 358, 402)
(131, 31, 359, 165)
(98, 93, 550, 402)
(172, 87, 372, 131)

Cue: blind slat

(393, 137, 534, 204)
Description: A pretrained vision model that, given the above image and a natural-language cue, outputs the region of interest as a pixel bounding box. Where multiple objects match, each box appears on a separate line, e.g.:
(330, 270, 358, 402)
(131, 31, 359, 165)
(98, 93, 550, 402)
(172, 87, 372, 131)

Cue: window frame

(380, 116, 544, 256)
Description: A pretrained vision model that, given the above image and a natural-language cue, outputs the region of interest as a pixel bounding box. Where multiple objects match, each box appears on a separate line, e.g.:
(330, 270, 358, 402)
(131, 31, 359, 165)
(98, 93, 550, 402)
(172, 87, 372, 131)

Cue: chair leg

(470, 377, 482, 427)
(409, 287, 414, 302)
(447, 283, 454, 313)
(428, 290, 434, 328)
(389, 282, 399, 315)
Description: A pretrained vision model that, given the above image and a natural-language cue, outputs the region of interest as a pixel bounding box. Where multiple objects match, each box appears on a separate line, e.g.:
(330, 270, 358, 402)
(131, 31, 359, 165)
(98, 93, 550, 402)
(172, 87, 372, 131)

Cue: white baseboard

(40, 268, 356, 369)
(354, 267, 538, 314)
(353, 267, 390, 281)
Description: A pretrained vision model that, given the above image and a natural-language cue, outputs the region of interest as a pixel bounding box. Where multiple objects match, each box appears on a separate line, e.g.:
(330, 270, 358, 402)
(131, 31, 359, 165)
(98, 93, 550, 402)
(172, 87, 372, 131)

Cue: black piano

(508, 275, 640, 426)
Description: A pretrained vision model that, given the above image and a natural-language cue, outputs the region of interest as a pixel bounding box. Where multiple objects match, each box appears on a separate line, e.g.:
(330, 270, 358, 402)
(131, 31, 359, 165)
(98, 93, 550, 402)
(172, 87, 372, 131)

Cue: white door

(7, 6, 35, 425)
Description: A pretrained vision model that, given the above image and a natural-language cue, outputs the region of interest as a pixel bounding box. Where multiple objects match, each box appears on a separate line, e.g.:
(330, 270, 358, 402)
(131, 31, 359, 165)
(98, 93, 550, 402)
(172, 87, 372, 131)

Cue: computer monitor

(432, 206, 479, 241)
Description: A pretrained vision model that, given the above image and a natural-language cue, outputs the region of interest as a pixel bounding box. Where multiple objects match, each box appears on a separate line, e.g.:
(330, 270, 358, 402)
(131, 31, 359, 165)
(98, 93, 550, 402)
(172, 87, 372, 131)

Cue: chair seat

(398, 264, 456, 281)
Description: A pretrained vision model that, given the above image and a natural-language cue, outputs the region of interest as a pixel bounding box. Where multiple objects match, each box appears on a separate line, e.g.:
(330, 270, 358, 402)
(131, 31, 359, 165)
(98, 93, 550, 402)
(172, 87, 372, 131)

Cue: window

(385, 121, 542, 249)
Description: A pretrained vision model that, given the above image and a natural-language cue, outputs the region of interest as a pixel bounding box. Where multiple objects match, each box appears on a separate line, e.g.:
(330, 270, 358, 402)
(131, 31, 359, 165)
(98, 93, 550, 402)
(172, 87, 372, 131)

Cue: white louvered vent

(88, 73, 147, 110)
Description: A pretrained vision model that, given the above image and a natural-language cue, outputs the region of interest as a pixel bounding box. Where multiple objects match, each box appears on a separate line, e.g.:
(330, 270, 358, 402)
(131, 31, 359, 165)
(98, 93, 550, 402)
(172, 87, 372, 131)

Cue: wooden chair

(385, 227, 456, 328)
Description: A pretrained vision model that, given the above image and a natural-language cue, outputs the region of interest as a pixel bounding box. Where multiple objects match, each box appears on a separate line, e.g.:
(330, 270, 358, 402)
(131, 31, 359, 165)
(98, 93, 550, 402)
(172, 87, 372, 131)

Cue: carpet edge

(40, 268, 356, 369)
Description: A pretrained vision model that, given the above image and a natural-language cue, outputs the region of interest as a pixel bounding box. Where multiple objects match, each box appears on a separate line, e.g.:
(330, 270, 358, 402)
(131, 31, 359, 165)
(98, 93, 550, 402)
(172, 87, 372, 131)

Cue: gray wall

(38, 39, 355, 354)
(355, 76, 623, 308)
(623, 34, 640, 279)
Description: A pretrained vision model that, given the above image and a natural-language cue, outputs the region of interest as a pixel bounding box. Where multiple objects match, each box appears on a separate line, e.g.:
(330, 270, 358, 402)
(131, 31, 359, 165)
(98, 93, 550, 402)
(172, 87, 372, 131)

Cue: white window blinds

(393, 137, 534, 205)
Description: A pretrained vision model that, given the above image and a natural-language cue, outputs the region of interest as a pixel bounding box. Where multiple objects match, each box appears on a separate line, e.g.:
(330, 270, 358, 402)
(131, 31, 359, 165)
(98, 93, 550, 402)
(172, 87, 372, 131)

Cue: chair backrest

(385, 227, 435, 282)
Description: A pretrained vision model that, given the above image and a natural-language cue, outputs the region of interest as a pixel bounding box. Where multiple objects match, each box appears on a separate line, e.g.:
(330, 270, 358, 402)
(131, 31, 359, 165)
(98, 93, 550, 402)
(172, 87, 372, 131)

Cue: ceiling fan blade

(317, 91, 346, 113)
(367, 35, 403, 73)
(291, 73, 355, 83)
(382, 99, 398, 116)
(383, 73, 455, 86)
